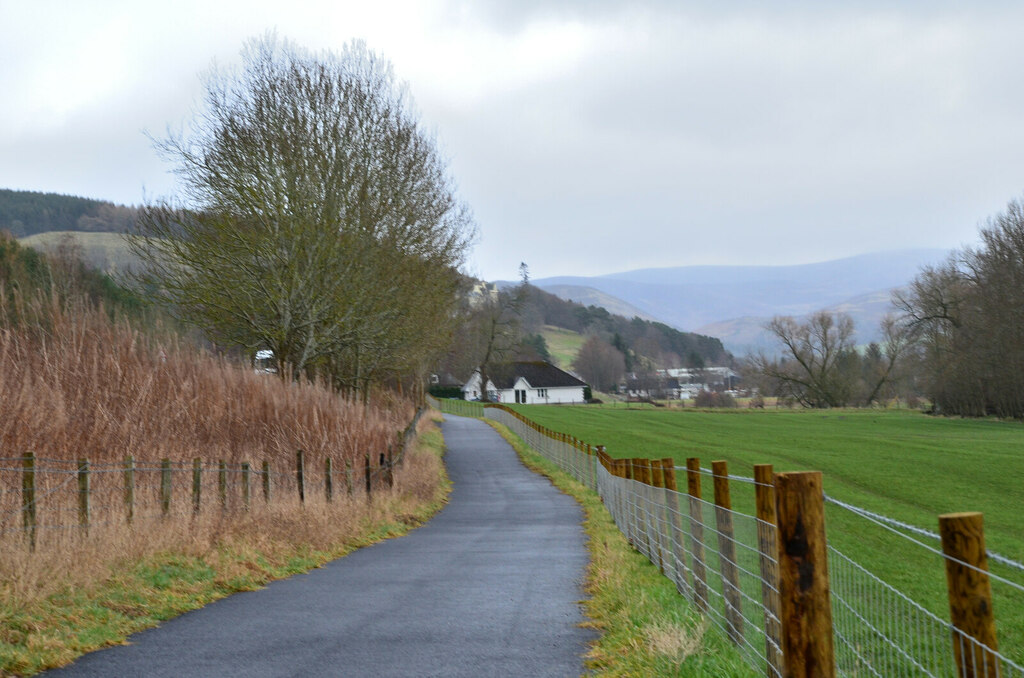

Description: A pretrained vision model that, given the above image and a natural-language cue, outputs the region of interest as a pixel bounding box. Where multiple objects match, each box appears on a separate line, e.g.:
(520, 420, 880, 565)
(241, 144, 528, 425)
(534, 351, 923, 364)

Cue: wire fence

(1, 407, 427, 551)
(433, 398, 1024, 678)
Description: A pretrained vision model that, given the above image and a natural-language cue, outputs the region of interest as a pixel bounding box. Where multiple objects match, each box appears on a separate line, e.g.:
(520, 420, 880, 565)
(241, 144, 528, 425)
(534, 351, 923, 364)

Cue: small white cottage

(462, 361, 588, 404)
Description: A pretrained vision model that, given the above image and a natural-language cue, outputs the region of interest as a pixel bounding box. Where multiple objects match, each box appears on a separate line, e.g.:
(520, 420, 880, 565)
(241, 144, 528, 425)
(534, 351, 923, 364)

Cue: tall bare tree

(895, 196, 1024, 417)
(572, 335, 626, 392)
(131, 35, 473, 387)
(470, 266, 531, 402)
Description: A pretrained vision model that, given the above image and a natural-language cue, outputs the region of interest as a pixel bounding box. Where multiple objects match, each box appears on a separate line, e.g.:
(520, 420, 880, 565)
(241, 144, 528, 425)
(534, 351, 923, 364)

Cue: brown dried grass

(0, 297, 410, 467)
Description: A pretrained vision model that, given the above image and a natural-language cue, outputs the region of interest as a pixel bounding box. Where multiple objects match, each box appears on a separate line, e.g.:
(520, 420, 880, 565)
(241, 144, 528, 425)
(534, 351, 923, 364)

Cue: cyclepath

(46, 415, 595, 677)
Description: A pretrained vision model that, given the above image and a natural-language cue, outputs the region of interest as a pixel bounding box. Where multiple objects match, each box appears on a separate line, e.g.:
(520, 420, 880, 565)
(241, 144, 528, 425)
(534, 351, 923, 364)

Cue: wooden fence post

(241, 462, 251, 511)
(325, 458, 334, 503)
(22, 453, 36, 550)
(364, 454, 372, 501)
(775, 471, 835, 678)
(625, 458, 638, 546)
(192, 458, 202, 514)
(755, 463, 783, 677)
(939, 512, 1000, 678)
(344, 460, 353, 496)
(160, 459, 172, 517)
(262, 461, 271, 503)
(218, 460, 228, 510)
(661, 458, 690, 596)
(650, 459, 667, 574)
(686, 457, 709, 612)
(124, 456, 135, 525)
(712, 460, 743, 645)
(296, 450, 305, 504)
(77, 458, 90, 533)
(635, 458, 653, 557)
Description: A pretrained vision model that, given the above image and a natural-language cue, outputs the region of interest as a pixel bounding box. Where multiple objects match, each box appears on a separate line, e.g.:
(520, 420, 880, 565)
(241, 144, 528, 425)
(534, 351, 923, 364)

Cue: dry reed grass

(0, 297, 410, 469)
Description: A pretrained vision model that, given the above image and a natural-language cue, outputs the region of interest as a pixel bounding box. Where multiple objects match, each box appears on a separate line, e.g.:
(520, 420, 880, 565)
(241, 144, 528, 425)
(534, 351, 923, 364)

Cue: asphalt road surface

(46, 415, 595, 677)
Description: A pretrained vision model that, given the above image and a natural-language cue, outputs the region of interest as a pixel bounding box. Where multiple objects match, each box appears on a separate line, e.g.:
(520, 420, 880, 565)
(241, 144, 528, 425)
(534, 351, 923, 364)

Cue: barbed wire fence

(0, 407, 428, 552)
(434, 398, 1024, 678)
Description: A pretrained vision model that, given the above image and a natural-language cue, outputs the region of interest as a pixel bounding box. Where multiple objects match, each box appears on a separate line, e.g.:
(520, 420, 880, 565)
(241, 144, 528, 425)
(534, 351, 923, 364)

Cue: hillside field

(507, 405, 1024, 660)
(539, 324, 585, 369)
(19, 231, 139, 272)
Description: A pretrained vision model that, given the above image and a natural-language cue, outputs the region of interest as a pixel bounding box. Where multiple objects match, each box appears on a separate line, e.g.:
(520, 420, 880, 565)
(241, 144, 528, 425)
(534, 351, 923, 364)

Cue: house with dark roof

(462, 361, 589, 404)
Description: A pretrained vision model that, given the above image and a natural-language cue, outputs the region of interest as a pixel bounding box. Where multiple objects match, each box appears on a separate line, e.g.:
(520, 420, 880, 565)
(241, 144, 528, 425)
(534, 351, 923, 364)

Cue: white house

(462, 361, 588, 404)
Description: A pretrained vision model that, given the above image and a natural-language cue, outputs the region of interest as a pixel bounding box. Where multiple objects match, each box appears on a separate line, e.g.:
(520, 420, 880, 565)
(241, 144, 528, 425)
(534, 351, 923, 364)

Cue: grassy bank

(484, 419, 754, 677)
(503, 405, 1024, 662)
(0, 420, 450, 675)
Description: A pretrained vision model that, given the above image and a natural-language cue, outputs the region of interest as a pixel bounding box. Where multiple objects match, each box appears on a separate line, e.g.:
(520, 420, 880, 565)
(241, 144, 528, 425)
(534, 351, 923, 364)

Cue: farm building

(462, 361, 589, 404)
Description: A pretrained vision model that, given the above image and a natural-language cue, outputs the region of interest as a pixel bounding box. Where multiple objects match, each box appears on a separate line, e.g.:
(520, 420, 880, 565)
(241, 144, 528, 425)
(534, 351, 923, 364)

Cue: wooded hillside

(521, 284, 729, 368)
(0, 188, 137, 237)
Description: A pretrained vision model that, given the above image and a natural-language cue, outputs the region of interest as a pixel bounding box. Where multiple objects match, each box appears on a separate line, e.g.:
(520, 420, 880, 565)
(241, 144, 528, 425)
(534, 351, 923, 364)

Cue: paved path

(46, 415, 594, 677)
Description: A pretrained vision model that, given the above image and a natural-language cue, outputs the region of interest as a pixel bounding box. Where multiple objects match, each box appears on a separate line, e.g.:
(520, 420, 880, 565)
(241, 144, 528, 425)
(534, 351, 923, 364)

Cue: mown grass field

(508, 405, 1024, 662)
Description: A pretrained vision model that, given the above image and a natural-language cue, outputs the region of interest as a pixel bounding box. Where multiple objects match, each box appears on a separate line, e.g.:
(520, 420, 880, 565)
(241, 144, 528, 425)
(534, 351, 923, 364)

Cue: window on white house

(537, 388, 548, 398)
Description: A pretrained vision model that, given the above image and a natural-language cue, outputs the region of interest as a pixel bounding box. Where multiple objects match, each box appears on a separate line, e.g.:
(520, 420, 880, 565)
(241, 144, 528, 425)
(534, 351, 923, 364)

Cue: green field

(539, 324, 586, 369)
(509, 405, 1024, 661)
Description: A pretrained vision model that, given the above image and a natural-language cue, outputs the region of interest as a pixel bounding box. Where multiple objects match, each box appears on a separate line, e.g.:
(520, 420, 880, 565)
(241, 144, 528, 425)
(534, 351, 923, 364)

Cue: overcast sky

(2, 1, 1023, 280)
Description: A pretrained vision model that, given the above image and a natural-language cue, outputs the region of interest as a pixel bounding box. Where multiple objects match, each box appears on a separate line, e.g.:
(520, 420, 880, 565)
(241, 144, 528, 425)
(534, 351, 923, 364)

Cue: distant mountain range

(522, 249, 950, 355)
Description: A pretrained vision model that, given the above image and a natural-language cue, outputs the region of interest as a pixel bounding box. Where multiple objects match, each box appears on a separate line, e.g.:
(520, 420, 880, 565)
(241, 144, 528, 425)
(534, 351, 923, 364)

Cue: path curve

(46, 415, 594, 677)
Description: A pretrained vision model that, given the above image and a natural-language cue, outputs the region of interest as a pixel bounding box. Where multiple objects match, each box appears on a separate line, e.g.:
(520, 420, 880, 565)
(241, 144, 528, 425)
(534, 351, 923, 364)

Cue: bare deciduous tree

(895, 196, 1024, 417)
(750, 312, 857, 408)
(572, 335, 626, 392)
(131, 35, 473, 389)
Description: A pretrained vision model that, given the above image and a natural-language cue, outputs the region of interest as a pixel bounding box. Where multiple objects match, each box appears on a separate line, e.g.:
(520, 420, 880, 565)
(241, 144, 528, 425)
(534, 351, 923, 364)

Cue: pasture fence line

(1, 407, 428, 551)
(432, 398, 1024, 678)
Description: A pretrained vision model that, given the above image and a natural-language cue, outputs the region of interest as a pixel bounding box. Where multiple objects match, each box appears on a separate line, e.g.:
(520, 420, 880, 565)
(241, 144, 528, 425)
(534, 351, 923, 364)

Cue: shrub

(694, 390, 738, 408)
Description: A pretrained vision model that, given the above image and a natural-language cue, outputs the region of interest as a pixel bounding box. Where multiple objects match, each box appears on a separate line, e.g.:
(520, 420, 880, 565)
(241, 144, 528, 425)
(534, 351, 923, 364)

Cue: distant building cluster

(625, 367, 741, 400)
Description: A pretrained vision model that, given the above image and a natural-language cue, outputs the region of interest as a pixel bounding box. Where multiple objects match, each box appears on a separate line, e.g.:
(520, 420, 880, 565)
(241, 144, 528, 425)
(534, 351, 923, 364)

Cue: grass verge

(484, 419, 754, 677)
(0, 419, 450, 677)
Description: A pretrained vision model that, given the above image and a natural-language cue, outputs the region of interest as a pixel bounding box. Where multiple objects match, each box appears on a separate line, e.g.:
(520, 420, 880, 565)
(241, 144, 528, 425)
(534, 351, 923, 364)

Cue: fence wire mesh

(454, 400, 1024, 678)
(0, 408, 427, 548)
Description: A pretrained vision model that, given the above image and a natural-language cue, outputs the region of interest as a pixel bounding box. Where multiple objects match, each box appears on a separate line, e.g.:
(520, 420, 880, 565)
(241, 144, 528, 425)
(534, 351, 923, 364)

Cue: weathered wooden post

(633, 458, 652, 556)
(22, 453, 36, 550)
(712, 460, 743, 645)
(124, 456, 135, 525)
(262, 461, 271, 503)
(650, 459, 667, 574)
(325, 458, 334, 503)
(686, 457, 709, 612)
(241, 462, 251, 511)
(160, 459, 172, 517)
(755, 464, 783, 677)
(77, 458, 90, 533)
(344, 460, 354, 496)
(296, 450, 305, 504)
(364, 454, 372, 501)
(775, 471, 835, 678)
(939, 512, 1000, 678)
(192, 458, 202, 514)
(218, 460, 228, 510)
(624, 458, 638, 546)
(662, 458, 689, 596)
